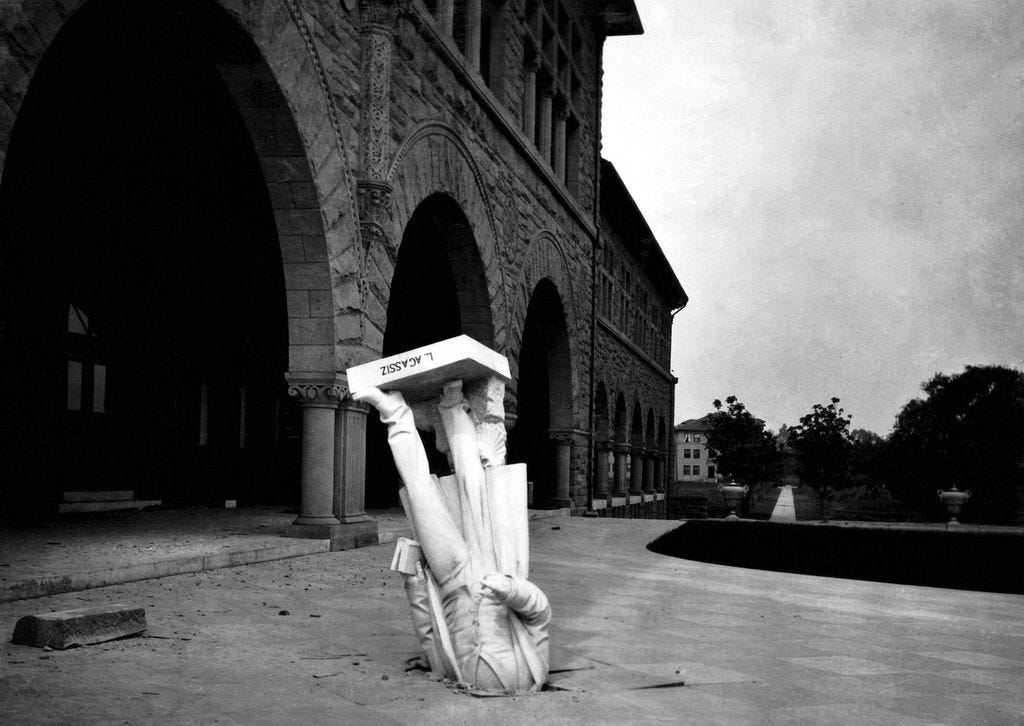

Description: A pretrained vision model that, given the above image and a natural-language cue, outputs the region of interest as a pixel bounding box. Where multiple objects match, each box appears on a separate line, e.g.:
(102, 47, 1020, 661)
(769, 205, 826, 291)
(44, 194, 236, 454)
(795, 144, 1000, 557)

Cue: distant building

(673, 415, 718, 484)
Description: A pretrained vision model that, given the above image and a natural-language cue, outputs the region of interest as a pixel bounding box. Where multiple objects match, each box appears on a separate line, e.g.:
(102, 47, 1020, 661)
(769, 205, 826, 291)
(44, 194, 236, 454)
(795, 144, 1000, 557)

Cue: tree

(706, 396, 781, 488)
(886, 365, 1024, 524)
(788, 398, 853, 520)
(849, 428, 888, 490)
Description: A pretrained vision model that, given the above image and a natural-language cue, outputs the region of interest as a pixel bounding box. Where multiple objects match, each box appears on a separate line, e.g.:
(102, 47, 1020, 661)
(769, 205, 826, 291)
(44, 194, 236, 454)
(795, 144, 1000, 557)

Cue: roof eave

(601, 1, 643, 36)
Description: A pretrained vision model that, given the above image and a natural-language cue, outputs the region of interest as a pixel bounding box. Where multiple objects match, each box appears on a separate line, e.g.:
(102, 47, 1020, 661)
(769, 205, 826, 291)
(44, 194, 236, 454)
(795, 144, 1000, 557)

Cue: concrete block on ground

(12, 604, 147, 649)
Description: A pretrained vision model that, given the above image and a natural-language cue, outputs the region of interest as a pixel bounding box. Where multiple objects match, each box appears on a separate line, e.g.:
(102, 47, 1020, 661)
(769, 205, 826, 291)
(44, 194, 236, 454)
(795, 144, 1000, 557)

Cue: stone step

(11, 604, 147, 649)
(59, 499, 162, 513)
(62, 490, 135, 503)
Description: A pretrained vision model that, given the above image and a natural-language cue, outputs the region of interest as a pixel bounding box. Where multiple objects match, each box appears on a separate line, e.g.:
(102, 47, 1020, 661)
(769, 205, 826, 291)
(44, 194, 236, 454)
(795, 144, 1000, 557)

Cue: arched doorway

(366, 193, 493, 507)
(508, 278, 572, 507)
(0, 0, 294, 520)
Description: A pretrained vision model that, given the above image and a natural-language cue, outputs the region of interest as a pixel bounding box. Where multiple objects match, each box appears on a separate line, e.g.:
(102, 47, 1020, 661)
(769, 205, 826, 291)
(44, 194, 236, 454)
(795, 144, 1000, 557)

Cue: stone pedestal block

(12, 604, 146, 649)
(329, 520, 381, 551)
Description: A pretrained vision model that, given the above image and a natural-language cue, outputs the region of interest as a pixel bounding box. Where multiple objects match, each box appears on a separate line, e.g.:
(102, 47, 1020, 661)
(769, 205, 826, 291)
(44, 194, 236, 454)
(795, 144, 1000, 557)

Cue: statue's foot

(354, 386, 409, 420)
(439, 379, 465, 408)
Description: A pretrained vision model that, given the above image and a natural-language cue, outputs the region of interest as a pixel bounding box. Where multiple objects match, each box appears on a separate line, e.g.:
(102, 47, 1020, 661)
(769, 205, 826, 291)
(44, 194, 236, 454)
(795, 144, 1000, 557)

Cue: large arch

(362, 192, 496, 507)
(381, 122, 506, 352)
(507, 278, 573, 507)
(384, 193, 494, 354)
(508, 231, 579, 412)
(0, 0, 357, 520)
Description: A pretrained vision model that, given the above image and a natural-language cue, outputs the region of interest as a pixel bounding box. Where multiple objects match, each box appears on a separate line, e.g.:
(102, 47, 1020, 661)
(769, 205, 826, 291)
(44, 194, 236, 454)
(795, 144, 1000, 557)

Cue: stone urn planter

(937, 485, 971, 525)
(719, 482, 749, 521)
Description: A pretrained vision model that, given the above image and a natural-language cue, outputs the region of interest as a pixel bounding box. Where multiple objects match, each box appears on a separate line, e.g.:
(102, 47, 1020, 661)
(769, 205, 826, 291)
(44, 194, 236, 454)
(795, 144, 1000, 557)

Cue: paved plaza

(2, 514, 1024, 725)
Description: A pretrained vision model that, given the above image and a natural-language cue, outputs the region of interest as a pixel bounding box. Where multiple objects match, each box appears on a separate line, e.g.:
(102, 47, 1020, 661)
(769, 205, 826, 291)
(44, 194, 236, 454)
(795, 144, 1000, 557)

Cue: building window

(66, 304, 106, 414)
(425, 1, 507, 93)
(692, 449, 700, 459)
(693, 433, 702, 443)
(682, 433, 691, 443)
(683, 448, 691, 459)
(683, 465, 691, 476)
(598, 244, 614, 319)
(522, 0, 584, 190)
(480, 1, 508, 92)
(693, 465, 700, 477)
(708, 465, 716, 479)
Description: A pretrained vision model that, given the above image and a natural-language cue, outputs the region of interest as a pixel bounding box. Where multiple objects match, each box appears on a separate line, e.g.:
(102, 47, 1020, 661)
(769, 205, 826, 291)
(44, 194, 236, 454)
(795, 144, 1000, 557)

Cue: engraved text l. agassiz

(379, 351, 433, 376)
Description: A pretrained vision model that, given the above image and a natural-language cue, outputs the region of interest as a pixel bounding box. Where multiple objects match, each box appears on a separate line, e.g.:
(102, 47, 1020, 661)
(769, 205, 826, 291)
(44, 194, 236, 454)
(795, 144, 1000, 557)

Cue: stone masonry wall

(0, 0, 672, 516)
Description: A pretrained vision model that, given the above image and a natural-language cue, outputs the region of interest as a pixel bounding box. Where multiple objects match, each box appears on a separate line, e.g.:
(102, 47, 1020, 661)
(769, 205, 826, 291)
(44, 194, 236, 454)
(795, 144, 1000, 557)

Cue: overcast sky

(601, 0, 1024, 435)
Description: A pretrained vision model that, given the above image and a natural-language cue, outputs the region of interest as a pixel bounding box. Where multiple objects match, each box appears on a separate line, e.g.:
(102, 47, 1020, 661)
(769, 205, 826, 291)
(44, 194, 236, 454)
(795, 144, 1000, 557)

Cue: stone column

(593, 442, 610, 497)
(630, 447, 644, 495)
(523, 53, 540, 139)
(550, 428, 574, 508)
(465, 0, 482, 72)
(538, 89, 553, 164)
(643, 451, 656, 494)
(285, 381, 342, 536)
(334, 398, 373, 523)
(437, 0, 455, 35)
(612, 443, 629, 496)
(654, 451, 666, 493)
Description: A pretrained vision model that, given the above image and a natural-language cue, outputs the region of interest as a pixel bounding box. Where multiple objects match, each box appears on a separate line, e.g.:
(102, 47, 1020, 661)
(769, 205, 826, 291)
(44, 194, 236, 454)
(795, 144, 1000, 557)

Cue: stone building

(673, 415, 718, 484)
(0, 0, 684, 537)
(590, 160, 685, 518)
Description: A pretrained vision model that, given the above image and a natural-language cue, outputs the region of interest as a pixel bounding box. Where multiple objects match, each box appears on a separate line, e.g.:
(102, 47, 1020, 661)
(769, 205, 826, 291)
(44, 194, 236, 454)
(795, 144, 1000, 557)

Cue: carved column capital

(288, 381, 345, 408)
(549, 428, 576, 447)
(338, 397, 372, 415)
(612, 442, 631, 455)
(359, 0, 403, 32)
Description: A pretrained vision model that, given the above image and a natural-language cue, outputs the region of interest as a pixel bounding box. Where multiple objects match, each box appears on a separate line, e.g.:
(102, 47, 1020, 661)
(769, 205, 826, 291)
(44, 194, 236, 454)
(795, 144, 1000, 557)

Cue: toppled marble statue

(355, 376, 551, 693)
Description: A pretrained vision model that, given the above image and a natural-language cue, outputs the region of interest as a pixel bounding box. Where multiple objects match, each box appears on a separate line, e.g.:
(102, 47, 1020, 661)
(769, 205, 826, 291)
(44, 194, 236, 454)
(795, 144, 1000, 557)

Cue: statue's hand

(480, 573, 513, 601)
